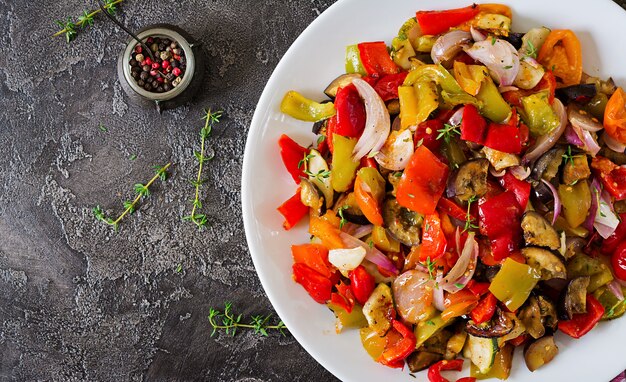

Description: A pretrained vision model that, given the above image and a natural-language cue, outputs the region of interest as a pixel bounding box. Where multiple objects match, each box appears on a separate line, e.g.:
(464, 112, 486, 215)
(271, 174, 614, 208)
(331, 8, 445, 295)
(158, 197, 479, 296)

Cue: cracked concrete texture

(1, 1, 626, 381)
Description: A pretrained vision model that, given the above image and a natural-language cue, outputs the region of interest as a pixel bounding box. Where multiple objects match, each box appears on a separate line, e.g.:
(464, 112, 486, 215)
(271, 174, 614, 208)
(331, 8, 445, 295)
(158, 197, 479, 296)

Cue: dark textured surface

(1, 1, 625, 381)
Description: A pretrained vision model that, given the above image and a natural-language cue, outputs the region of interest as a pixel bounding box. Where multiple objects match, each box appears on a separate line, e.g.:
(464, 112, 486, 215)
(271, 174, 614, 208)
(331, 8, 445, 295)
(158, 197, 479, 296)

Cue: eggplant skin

(555, 83, 597, 104)
(323, 73, 362, 99)
(465, 309, 514, 338)
(382, 198, 423, 246)
(407, 351, 442, 373)
(521, 212, 560, 250)
(448, 159, 490, 202)
(558, 276, 590, 320)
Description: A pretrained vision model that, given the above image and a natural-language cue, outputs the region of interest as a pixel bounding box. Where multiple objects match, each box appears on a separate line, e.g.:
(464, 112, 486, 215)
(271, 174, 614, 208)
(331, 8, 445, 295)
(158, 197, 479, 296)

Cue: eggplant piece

(382, 198, 423, 246)
(444, 329, 468, 360)
(562, 155, 591, 185)
(524, 335, 558, 372)
(482, 146, 520, 171)
(566, 253, 603, 278)
(447, 159, 489, 202)
(311, 118, 327, 135)
(521, 247, 567, 280)
(407, 351, 442, 373)
(531, 147, 565, 182)
(465, 309, 514, 338)
(536, 295, 558, 331)
(563, 237, 585, 260)
(519, 296, 545, 339)
(420, 328, 453, 355)
(503, 32, 524, 50)
(484, 264, 501, 283)
(555, 83, 597, 104)
(521, 212, 560, 250)
(559, 276, 590, 320)
(323, 73, 361, 99)
(334, 193, 369, 225)
(300, 178, 324, 215)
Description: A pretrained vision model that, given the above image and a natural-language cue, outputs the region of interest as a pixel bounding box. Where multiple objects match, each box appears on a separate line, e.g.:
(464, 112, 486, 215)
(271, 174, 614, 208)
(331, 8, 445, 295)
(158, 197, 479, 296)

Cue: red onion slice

(524, 99, 567, 162)
(499, 85, 519, 93)
(465, 39, 520, 86)
(340, 232, 398, 275)
(441, 232, 479, 293)
(595, 187, 620, 238)
(608, 279, 625, 301)
(351, 78, 390, 160)
(541, 179, 561, 225)
(490, 167, 506, 177)
(433, 280, 446, 312)
(448, 107, 465, 127)
(431, 30, 472, 65)
(510, 165, 531, 180)
(374, 129, 414, 171)
(603, 131, 626, 153)
(579, 128, 601, 157)
(584, 178, 600, 232)
(564, 125, 584, 146)
(569, 105, 604, 132)
(342, 224, 373, 239)
(470, 27, 487, 42)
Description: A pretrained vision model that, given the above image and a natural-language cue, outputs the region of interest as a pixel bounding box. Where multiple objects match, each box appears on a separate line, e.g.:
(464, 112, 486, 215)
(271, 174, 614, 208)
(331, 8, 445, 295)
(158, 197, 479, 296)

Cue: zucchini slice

(465, 334, 499, 374)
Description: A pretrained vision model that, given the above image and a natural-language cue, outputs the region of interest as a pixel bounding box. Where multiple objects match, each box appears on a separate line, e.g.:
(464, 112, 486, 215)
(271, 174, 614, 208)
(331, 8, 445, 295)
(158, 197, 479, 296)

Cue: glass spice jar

(117, 24, 205, 112)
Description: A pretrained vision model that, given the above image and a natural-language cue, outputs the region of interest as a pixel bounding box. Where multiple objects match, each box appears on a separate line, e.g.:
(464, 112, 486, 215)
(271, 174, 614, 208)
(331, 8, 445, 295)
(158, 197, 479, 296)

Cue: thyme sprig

(562, 145, 575, 166)
(436, 123, 461, 144)
(53, 0, 124, 42)
(209, 302, 287, 337)
(93, 163, 171, 229)
(464, 195, 479, 232)
(183, 109, 222, 229)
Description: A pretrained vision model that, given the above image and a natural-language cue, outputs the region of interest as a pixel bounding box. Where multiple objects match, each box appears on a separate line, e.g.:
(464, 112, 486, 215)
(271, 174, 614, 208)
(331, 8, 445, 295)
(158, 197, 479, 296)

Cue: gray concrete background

(0, 1, 624, 381)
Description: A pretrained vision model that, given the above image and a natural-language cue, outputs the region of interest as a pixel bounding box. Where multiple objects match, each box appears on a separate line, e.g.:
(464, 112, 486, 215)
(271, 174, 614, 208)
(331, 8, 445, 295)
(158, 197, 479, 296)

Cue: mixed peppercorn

(128, 36, 186, 93)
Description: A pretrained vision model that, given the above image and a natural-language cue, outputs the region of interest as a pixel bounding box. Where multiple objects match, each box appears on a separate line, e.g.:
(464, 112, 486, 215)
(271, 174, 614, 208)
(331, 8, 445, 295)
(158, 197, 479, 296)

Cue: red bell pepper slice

(478, 191, 523, 261)
(278, 134, 308, 184)
(428, 359, 468, 382)
(357, 42, 400, 77)
(349, 265, 376, 305)
(601, 213, 626, 255)
(420, 212, 448, 262)
(331, 281, 356, 313)
(325, 115, 338, 153)
(373, 72, 409, 101)
(415, 119, 443, 152)
(466, 280, 490, 298)
(397, 145, 450, 215)
(416, 5, 480, 36)
(334, 84, 366, 138)
(378, 320, 416, 368)
(438, 197, 472, 223)
(509, 333, 529, 347)
(469, 292, 497, 324)
(292, 263, 333, 304)
(359, 156, 378, 169)
(612, 241, 626, 281)
(460, 104, 487, 144)
(291, 244, 333, 279)
(499, 171, 531, 210)
(483, 110, 523, 154)
(558, 294, 605, 338)
(591, 156, 626, 200)
(456, 379, 477, 382)
(277, 189, 309, 230)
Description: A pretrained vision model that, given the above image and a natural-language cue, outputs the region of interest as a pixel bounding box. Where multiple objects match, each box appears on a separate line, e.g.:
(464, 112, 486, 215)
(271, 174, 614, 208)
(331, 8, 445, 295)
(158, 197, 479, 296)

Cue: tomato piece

(420, 212, 448, 262)
(416, 5, 480, 35)
(414, 119, 443, 152)
(373, 72, 409, 101)
(357, 42, 400, 77)
(349, 265, 376, 305)
(612, 241, 626, 281)
(334, 84, 366, 138)
(558, 294, 605, 338)
(291, 244, 333, 279)
(469, 293, 497, 324)
(460, 104, 487, 144)
(354, 176, 384, 226)
(537, 30, 583, 87)
(378, 320, 416, 367)
(397, 145, 450, 215)
(277, 189, 309, 230)
(428, 359, 464, 382)
(292, 263, 333, 304)
(590, 156, 626, 201)
(604, 87, 626, 144)
(278, 134, 308, 184)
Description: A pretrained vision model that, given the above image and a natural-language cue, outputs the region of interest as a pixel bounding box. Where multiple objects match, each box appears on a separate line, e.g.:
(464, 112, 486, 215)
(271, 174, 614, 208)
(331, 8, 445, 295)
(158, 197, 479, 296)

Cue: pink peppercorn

(161, 60, 170, 69)
(151, 62, 160, 70)
(144, 57, 152, 66)
(172, 67, 182, 77)
(134, 45, 142, 53)
(150, 70, 158, 77)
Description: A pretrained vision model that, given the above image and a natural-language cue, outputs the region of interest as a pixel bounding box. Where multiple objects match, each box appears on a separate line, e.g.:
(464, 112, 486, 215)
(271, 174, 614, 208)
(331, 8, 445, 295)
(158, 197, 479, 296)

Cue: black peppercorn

(137, 79, 145, 87)
(171, 60, 179, 68)
(142, 64, 150, 72)
(158, 43, 166, 51)
(144, 82, 152, 91)
(129, 59, 138, 67)
(163, 83, 171, 92)
(140, 71, 149, 80)
(156, 86, 164, 92)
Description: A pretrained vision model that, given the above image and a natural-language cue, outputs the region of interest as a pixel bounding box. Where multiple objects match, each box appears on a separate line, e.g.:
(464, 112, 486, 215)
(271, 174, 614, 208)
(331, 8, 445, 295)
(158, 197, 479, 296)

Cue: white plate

(242, 1, 626, 380)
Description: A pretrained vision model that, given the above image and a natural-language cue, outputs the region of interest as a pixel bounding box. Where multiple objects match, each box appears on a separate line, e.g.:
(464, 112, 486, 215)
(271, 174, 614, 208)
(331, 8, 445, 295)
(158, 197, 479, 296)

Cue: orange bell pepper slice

(309, 214, 344, 249)
(291, 244, 333, 279)
(354, 175, 384, 226)
(604, 87, 626, 144)
(537, 30, 582, 87)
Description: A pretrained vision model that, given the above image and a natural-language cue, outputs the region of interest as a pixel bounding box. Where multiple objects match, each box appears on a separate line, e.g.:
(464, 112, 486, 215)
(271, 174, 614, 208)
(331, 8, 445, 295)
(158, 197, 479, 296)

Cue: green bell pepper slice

(404, 64, 466, 95)
(280, 91, 336, 122)
(356, 167, 386, 201)
(331, 134, 360, 192)
(489, 258, 540, 311)
(476, 76, 511, 123)
(520, 91, 560, 136)
(558, 180, 591, 229)
(328, 303, 368, 330)
(345, 44, 367, 75)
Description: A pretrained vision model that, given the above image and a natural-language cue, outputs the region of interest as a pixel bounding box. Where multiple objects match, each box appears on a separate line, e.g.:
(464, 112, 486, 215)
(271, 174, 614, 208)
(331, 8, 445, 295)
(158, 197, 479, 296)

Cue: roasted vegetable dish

(276, 3, 626, 380)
